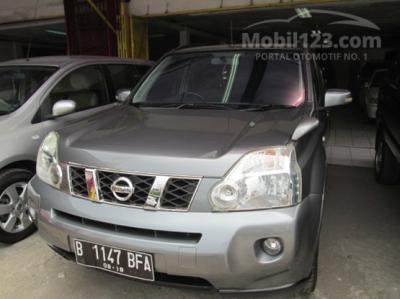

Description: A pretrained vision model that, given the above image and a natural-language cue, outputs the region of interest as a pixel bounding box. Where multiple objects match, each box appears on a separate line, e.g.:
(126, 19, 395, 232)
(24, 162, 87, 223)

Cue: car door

(385, 71, 400, 147)
(29, 64, 115, 151)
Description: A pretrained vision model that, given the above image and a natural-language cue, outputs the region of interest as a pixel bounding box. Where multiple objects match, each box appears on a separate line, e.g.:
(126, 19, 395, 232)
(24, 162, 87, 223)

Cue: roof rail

(173, 43, 215, 51)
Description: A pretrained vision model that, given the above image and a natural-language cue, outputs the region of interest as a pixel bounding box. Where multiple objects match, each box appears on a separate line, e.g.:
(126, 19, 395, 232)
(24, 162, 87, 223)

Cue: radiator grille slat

(69, 167, 88, 197)
(160, 179, 199, 209)
(54, 210, 202, 244)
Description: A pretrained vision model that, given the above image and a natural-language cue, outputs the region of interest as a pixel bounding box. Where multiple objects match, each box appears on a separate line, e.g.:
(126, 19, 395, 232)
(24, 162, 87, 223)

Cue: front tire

(375, 132, 400, 184)
(0, 169, 36, 244)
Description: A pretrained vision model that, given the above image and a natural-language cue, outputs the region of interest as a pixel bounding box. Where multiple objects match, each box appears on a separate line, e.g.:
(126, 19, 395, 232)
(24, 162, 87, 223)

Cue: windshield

(0, 66, 57, 115)
(132, 51, 305, 108)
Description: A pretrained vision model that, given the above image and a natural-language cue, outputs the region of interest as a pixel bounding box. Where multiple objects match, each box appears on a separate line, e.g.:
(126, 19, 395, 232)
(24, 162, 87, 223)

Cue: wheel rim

(375, 138, 383, 174)
(0, 182, 32, 234)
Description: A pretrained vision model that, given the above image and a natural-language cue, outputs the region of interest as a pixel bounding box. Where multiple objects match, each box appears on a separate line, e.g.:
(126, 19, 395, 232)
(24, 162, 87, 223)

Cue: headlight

(210, 145, 301, 211)
(36, 131, 62, 189)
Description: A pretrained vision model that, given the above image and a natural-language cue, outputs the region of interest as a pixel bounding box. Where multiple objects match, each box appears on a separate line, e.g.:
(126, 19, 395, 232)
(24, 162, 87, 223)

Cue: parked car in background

(27, 45, 351, 294)
(0, 56, 153, 243)
(375, 60, 400, 184)
(359, 67, 388, 119)
(354, 62, 388, 120)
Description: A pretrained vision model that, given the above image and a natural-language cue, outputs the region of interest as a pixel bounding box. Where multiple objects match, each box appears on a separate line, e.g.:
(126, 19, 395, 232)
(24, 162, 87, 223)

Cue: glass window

(106, 64, 150, 98)
(39, 65, 108, 119)
(0, 66, 56, 115)
(133, 51, 305, 107)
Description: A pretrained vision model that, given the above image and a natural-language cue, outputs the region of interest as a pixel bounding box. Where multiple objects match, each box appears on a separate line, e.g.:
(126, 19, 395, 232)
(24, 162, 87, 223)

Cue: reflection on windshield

(0, 66, 57, 115)
(132, 51, 305, 109)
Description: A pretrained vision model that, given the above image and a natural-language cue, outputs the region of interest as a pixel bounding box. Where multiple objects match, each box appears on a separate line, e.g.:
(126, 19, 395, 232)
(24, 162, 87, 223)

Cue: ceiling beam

(153, 20, 228, 42)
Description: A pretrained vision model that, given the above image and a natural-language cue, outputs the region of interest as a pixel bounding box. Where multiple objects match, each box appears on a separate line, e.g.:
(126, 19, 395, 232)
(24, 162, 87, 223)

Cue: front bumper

(27, 177, 322, 292)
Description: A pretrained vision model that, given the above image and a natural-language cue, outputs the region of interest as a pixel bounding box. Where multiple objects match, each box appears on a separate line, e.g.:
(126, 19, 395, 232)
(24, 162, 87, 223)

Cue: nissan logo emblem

(110, 177, 134, 202)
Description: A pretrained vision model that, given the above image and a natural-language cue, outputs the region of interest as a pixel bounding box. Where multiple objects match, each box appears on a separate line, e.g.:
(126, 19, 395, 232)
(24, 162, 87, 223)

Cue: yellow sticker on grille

(85, 170, 98, 201)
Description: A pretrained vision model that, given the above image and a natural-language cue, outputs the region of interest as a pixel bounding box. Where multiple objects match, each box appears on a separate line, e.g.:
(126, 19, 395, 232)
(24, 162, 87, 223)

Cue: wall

(129, 0, 340, 16)
(0, 0, 64, 24)
(0, 0, 351, 22)
(0, 41, 22, 62)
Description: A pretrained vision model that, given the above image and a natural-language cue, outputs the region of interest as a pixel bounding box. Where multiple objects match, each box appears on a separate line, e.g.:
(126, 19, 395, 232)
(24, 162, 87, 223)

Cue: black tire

(375, 132, 400, 184)
(300, 249, 319, 295)
(0, 168, 36, 244)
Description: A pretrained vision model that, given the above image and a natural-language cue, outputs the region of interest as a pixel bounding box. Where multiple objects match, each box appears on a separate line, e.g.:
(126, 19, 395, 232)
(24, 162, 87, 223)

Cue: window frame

(0, 65, 58, 115)
(102, 63, 150, 102)
(32, 63, 111, 123)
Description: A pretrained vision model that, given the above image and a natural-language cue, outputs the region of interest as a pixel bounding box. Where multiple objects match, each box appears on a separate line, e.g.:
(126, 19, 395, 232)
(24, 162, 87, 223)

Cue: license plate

(73, 239, 155, 281)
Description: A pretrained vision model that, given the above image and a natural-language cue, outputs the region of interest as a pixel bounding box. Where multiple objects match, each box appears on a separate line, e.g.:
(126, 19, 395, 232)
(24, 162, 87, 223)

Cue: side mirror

(52, 100, 76, 117)
(324, 89, 352, 108)
(115, 89, 131, 103)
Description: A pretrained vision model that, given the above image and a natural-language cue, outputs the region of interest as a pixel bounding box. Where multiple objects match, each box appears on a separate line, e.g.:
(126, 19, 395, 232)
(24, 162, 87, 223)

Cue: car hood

(0, 114, 13, 129)
(59, 105, 306, 177)
(0, 114, 10, 122)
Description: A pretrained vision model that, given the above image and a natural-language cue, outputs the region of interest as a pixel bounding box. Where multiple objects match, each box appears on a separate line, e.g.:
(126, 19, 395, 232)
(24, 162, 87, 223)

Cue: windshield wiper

(132, 102, 183, 108)
(132, 102, 234, 110)
(239, 104, 296, 112)
(176, 103, 235, 110)
(132, 102, 296, 111)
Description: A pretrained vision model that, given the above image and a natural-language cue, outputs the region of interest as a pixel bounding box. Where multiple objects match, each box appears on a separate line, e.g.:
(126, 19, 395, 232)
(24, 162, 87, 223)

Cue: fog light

(262, 238, 283, 256)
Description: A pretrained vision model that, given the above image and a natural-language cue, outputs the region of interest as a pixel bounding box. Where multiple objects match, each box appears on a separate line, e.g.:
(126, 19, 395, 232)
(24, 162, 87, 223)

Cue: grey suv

(0, 56, 152, 243)
(27, 46, 351, 293)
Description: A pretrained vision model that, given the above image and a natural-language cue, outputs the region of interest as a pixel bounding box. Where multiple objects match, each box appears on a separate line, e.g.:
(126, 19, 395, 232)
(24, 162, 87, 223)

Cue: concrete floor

(326, 105, 377, 168)
(1, 166, 399, 299)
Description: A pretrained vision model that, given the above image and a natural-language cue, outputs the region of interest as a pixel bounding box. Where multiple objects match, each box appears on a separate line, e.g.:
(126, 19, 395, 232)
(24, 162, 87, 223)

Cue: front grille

(68, 165, 200, 211)
(160, 179, 199, 209)
(69, 166, 88, 197)
(97, 171, 155, 206)
(54, 210, 202, 244)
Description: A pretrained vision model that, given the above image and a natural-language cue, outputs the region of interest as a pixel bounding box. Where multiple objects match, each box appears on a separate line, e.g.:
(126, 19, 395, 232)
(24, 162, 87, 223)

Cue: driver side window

(39, 65, 108, 120)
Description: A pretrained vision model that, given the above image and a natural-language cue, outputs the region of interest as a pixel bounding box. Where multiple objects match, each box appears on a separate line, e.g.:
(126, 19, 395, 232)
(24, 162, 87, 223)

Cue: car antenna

(26, 0, 41, 61)
(230, 20, 234, 45)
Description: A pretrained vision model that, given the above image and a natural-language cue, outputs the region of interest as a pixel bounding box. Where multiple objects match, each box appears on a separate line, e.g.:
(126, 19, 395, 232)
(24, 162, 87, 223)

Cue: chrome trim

(68, 164, 90, 201)
(145, 176, 170, 210)
(66, 163, 201, 212)
(110, 177, 135, 202)
(66, 161, 203, 179)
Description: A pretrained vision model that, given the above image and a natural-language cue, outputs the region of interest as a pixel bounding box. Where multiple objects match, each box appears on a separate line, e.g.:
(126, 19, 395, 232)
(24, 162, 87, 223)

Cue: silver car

(0, 56, 152, 243)
(27, 46, 351, 294)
